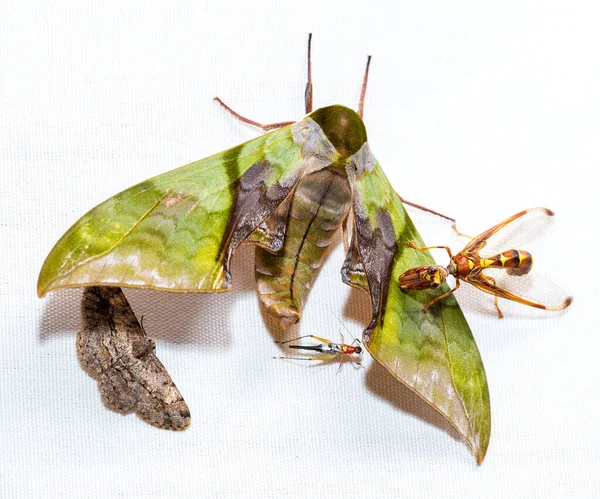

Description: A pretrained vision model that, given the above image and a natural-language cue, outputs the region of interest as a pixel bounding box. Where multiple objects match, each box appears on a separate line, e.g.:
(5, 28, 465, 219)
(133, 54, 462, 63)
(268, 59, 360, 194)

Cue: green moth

(37, 35, 490, 463)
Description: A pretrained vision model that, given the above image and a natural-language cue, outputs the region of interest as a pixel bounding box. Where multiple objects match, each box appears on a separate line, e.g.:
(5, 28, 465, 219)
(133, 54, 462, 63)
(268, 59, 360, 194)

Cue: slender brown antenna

(305, 33, 313, 114)
(358, 55, 372, 119)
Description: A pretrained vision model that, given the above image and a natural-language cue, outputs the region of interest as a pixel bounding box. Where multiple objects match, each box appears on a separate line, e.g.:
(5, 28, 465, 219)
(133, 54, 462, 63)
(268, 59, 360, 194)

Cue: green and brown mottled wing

(342, 146, 491, 463)
(38, 123, 335, 297)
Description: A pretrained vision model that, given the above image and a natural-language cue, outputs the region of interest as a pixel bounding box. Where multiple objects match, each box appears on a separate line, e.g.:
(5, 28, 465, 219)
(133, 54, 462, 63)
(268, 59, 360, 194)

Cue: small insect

(398, 207, 573, 318)
(275, 332, 363, 369)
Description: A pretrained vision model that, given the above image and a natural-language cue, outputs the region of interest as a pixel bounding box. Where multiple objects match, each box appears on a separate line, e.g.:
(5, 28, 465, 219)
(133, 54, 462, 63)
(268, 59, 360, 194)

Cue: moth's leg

(407, 241, 453, 260)
(397, 193, 455, 223)
(305, 33, 313, 114)
(422, 281, 461, 314)
(451, 223, 473, 240)
(275, 334, 332, 346)
(214, 97, 294, 132)
(358, 55, 372, 119)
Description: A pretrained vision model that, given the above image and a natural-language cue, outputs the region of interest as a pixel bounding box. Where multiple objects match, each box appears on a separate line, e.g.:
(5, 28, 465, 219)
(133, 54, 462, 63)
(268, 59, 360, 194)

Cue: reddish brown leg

(215, 34, 315, 131)
(214, 97, 294, 132)
(494, 296, 504, 319)
(451, 223, 473, 239)
(305, 33, 313, 114)
(407, 241, 453, 260)
(397, 194, 456, 223)
(422, 281, 461, 314)
(477, 274, 504, 319)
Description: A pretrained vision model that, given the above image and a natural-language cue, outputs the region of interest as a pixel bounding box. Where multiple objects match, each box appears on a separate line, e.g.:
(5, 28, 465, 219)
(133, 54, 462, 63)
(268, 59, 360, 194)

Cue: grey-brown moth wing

(78, 286, 191, 430)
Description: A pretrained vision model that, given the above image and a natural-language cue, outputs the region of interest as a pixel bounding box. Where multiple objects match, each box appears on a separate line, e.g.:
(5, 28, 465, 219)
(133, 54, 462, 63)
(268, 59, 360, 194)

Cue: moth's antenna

(305, 33, 313, 114)
(358, 55, 372, 119)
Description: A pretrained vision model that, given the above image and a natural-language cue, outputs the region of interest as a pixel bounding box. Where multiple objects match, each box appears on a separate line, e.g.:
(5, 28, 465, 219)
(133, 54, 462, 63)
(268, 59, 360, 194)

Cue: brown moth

(78, 286, 191, 430)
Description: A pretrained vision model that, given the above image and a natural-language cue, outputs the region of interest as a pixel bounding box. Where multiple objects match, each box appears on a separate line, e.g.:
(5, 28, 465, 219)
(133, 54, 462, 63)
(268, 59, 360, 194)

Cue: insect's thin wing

(462, 207, 554, 256)
(342, 147, 490, 464)
(468, 269, 572, 311)
(79, 286, 191, 430)
(38, 123, 327, 296)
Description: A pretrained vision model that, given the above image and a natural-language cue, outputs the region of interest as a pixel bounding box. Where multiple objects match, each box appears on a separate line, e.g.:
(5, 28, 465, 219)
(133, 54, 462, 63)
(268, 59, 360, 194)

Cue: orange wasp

(398, 207, 573, 318)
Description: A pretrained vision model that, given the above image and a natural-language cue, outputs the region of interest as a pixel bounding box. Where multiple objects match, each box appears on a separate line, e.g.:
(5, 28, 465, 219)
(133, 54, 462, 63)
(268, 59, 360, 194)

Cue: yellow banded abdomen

(484, 250, 533, 276)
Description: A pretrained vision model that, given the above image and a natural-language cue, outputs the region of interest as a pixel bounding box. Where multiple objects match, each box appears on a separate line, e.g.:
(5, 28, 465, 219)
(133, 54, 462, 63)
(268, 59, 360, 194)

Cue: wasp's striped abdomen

(482, 250, 533, 276)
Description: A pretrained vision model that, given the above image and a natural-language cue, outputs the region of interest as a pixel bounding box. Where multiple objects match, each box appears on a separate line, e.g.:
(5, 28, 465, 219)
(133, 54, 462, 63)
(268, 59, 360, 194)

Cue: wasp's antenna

(333, 314, 359, 344)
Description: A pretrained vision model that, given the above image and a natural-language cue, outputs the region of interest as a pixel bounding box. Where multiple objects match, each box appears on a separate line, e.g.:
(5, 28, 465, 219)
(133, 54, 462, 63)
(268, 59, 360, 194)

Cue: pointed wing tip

(472, 436, 489, 464)
(543, 207, 555, 216)
(532, 207, 554, 217)
(564, 296, 574, 308)
(37, 277, 50, 298)
(37, 264, 60, 297)
(463, 427, 490, 464)
(474, 424, 491, 464)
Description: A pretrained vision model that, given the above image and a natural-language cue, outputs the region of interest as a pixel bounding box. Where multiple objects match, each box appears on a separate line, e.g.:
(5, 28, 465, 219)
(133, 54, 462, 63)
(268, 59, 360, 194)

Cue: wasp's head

(398, 265, 449, 290)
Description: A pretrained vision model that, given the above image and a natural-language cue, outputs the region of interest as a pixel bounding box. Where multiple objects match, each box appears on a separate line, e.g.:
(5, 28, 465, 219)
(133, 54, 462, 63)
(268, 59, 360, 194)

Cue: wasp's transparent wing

(462, 207, 555, 257)
(467, 267, 572, 311)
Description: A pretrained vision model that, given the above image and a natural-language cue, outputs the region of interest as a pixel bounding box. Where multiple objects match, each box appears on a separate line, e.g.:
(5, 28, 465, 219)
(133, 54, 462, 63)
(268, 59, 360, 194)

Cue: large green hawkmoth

(37, 36, 490, 462)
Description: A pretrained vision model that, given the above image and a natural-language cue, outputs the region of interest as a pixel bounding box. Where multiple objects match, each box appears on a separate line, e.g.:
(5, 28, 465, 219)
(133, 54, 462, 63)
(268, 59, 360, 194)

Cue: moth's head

(398, 266, 448, 290)
(309, 105, 367, 157)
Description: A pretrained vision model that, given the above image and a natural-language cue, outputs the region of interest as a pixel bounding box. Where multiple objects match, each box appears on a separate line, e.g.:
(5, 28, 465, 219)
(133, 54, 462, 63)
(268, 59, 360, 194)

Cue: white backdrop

(1, 1, 598, 497)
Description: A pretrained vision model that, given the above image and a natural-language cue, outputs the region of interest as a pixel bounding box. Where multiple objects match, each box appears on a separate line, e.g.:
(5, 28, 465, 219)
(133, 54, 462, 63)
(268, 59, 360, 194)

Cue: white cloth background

(1, 1, 598, 497)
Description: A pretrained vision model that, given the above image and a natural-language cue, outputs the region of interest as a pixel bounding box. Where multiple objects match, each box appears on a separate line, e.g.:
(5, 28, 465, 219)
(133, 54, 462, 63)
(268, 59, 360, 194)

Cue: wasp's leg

(451, 223, 474, 240)
(422, 281, 461, 314)
(407, 241, 453, 260)
(477, 275, 504, 319)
